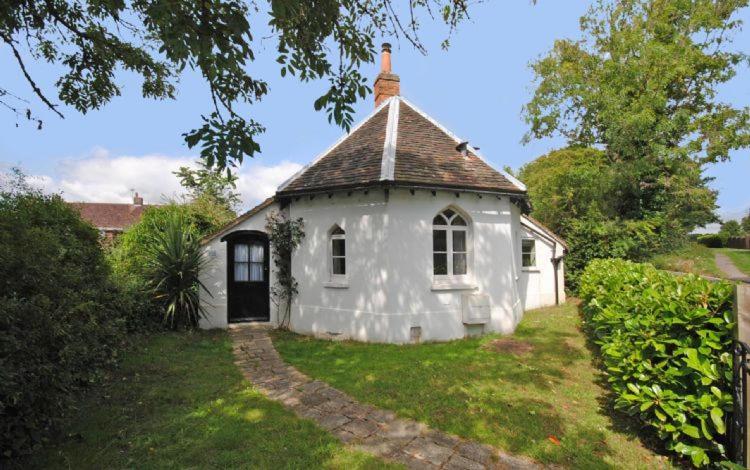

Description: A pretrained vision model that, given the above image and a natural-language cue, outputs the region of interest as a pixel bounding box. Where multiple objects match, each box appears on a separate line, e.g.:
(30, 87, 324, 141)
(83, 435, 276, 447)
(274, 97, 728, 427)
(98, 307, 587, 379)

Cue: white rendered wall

(198, 202, 281, 329)
(517, 224, 565, 311)
(287, 188, 524, 343)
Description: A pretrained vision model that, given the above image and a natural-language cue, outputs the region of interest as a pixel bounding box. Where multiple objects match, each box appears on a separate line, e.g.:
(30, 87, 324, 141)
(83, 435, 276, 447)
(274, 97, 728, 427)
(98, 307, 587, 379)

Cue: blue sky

(1, 1, 748, 227)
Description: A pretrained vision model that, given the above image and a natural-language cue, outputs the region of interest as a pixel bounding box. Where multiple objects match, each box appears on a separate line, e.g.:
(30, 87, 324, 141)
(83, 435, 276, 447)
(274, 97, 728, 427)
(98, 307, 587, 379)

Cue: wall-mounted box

(462, 293, 490, 324)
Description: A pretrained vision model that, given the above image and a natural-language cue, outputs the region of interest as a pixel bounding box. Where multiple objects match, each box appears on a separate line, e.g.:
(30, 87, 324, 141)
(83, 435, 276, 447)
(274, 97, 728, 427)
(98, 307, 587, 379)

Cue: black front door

(225, 232, 270, 322)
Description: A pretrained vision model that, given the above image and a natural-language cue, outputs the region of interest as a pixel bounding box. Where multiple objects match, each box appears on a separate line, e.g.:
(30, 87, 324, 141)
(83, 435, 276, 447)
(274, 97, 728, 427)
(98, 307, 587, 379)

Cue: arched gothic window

(330, 225, 346, 277)
(432, 208, 469, 278)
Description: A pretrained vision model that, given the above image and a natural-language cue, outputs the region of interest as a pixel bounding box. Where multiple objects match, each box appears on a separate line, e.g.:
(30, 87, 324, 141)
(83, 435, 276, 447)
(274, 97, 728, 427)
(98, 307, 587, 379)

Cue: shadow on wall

(291, 191, 521, 342)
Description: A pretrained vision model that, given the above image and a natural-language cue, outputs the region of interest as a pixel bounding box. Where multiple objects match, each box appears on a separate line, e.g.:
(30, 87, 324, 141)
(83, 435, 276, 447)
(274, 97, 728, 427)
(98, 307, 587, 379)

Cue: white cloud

(30, 147, 302, 209)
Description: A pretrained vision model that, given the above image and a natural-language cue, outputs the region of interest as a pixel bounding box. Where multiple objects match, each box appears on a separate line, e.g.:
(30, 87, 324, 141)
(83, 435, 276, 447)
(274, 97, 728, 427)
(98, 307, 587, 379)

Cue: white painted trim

(278, 97, 396, 191)
(397, 97, 527, 191)
(380, 97, 399, 181)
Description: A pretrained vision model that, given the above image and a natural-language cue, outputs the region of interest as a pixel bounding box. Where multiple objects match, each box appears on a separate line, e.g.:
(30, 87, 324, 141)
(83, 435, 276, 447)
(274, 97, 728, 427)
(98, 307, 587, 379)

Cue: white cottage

(199, 44, 566, 343)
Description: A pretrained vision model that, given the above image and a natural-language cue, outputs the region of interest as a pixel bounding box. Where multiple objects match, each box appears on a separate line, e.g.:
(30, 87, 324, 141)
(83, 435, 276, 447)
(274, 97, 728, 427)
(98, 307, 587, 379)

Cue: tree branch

(1, 33, 64, 119)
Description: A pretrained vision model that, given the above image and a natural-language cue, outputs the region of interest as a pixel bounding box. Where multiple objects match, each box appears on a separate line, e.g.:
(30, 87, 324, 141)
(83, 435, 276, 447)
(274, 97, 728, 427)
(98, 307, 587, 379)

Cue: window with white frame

(330, 225, 346, 277)
(432, 208, 469, 278)
(521, 239, 536, 268)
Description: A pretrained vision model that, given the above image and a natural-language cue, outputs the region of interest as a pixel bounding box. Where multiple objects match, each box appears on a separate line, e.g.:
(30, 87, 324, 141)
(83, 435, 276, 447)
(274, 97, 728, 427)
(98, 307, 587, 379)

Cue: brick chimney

(374, 43, 400, 107)
(133, 192, 143, 205)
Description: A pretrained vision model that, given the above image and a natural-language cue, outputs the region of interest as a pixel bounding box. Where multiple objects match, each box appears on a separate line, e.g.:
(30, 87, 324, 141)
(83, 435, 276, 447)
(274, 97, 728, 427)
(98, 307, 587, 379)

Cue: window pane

(443, 209, 455, 218)
(522, 254, 532, 267)
(333, 257, 346, 275)
(234, 244, 249, 262)
(433, 230, 447, 252)
(234, 262, 249, 281)
(522, 239, 535, 254)
(249, 262, 264, 281)
(332, 239, 345, 257)
(451, 216, 467, 226)
(453, 253, 467, 275)
(432, 214, 447, 225)
(433, 253, 448, 275)
(453, 230, 466, 252)
(249, 243, 264, 262)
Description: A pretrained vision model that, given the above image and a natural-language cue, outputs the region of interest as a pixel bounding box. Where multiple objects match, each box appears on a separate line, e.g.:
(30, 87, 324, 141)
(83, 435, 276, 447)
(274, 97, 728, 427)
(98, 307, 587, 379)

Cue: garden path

(229, 324, 547, 470)
(715, 252, 750, 283)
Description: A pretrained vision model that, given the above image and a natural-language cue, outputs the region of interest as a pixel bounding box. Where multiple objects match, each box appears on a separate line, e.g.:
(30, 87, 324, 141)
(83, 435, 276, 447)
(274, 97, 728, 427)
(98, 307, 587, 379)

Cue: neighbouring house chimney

(374, 43, 400, 107)
(133, 192, 143, 205)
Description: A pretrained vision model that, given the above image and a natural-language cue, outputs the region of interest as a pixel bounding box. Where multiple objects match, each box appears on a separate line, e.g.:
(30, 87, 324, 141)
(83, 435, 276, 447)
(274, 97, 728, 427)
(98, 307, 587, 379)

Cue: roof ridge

(379, 97, 399, 180)
(277, 97, 396, 192)
(397, 97, 527, 192)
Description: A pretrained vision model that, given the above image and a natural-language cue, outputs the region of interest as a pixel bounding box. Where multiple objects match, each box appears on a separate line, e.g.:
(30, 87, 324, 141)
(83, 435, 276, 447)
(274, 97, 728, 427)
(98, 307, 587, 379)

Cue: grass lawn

(717, 247, 750, 276)
(650, 242, 723, 278)
(27, 330, 399, 469)
(272, 303, 673, 469)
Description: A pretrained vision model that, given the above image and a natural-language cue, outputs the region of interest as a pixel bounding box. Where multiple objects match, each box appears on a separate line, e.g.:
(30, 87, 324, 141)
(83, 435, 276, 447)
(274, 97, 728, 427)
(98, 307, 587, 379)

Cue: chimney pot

(374, 42, 400, 107)
(133, 192, 144, 205)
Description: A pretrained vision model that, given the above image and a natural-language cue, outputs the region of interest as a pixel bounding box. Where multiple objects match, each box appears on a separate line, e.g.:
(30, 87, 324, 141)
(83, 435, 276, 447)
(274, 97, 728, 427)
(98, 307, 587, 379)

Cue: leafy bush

(0, 188, 129, 458)
(564, 216, 672, 291)
(697, 234, 724, 248)
(579, 259, 734, 466)
(143, 214, 209, 329)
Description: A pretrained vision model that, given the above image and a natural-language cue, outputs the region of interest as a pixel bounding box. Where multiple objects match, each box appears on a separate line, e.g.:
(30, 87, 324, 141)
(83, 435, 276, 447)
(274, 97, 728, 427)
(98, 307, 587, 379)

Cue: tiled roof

(277, 96, 526, 196)
(69, 202, 148, 231)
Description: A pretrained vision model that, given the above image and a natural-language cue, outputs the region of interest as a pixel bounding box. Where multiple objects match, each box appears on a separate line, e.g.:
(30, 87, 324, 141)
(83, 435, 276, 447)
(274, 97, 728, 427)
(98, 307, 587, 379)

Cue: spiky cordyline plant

(144, 214, 210, 329)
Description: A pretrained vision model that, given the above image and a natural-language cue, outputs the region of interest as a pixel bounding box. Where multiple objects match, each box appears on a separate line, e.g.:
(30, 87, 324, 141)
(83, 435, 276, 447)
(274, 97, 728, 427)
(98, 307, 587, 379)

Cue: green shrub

(143, 213, 209, 329)
(564, 216, 672, 291)
(579, 259, 734, 466)
(0, 189, 128, 458)
(697, 234, 724, 248)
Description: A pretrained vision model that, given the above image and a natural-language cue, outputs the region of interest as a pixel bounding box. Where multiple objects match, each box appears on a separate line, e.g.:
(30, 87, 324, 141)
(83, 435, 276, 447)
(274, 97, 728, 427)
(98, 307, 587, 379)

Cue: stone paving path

(229, 324, 544, 470)
(715, 252, 750, 283)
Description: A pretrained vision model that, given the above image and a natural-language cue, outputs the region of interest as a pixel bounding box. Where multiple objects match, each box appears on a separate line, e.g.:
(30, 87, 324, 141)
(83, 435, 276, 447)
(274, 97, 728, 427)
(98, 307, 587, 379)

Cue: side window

(330, 226, 346, 276)
(432, 208, 470, 277)
(522, 239, 536, 268)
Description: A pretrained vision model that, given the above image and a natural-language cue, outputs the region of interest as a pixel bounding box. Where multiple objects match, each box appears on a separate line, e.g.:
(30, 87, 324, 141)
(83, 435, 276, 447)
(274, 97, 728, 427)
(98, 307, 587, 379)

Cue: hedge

(696, 234, 724, 248)
(579, 259, 735, 467)
(0, 190, 152, 458)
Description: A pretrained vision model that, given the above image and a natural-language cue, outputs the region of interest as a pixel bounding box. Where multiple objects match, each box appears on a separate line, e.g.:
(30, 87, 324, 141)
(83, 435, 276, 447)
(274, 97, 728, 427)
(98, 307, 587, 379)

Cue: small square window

(522, 239, 536, 268)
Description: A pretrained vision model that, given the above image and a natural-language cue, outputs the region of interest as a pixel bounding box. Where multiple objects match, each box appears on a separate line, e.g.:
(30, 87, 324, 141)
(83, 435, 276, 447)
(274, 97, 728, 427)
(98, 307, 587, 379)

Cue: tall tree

(174, 161, 240, 210)
(524, 0, 749, 233)
(518, 147, 614, 235)
(1, 1, 471, 170)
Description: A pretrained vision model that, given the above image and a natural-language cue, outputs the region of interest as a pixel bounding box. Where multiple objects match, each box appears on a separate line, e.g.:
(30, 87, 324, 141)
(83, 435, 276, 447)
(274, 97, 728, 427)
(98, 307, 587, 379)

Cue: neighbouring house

(69, 193, 149, 241)
(199, 44, 566, 343)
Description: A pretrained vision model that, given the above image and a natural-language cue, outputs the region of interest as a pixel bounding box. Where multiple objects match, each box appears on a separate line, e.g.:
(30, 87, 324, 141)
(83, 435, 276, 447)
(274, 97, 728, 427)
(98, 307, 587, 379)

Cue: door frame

(221, 230, 270, 323)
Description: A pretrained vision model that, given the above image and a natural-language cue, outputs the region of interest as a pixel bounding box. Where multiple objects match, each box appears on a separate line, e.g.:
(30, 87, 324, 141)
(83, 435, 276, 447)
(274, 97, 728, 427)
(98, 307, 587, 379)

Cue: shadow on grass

(575, 301, 679, 467)
(23, 331, 398, 470)
(271, 305, 671, 469)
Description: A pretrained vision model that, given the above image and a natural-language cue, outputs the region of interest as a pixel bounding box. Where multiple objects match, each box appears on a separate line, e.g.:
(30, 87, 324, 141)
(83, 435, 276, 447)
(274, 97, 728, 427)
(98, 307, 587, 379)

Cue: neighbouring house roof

(521, 214, 568, 250)
(201, 196, 276, 245)
(277, 96, 527, 197)
(69, 201, 149, 232)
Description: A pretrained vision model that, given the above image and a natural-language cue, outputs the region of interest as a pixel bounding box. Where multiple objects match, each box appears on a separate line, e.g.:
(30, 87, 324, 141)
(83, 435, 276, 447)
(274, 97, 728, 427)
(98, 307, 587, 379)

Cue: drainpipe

(551, 255, 564, 305)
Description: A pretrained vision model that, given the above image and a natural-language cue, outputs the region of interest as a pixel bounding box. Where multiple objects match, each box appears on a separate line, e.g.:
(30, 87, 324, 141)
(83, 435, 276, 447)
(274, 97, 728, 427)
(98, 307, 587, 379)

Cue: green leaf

(681, 424, 700, 439)
(711, 408, 726, 435)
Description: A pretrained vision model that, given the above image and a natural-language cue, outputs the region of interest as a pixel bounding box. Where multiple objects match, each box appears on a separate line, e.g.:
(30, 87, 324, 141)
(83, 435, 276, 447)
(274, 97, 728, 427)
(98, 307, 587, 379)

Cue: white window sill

(431, 281, 478, 291)
(522, 267, 540, 273)
(323, 281, 349, 289)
